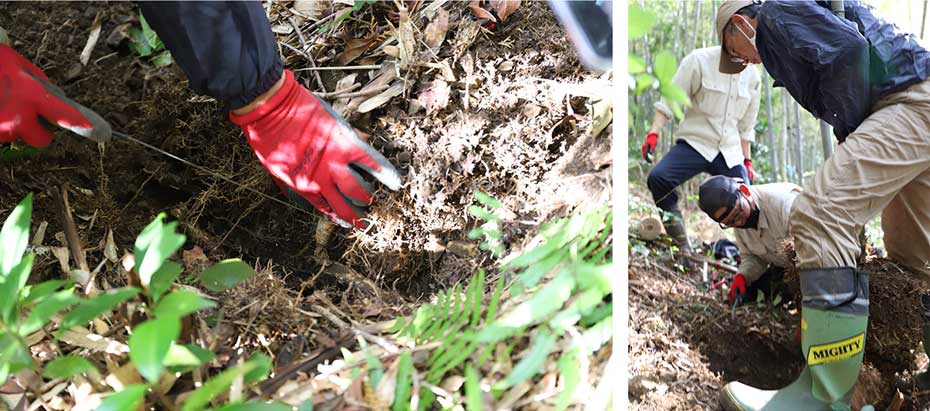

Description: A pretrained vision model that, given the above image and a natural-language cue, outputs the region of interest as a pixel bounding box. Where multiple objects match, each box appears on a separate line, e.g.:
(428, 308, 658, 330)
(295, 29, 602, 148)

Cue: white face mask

(734, 15, 757, 53)
(730, 14, 759, 64)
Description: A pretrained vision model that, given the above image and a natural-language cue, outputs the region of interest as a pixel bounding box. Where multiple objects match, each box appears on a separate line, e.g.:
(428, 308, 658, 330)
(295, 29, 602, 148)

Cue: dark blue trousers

(647, 140, 749, 212)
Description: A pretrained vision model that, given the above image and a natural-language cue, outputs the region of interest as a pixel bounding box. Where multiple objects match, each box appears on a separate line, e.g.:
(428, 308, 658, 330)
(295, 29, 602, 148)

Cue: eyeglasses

(717, 196, 748, 228)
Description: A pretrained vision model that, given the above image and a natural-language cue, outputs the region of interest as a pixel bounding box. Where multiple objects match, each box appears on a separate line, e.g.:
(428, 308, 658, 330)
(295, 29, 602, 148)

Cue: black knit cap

(699, 175, 742, 220)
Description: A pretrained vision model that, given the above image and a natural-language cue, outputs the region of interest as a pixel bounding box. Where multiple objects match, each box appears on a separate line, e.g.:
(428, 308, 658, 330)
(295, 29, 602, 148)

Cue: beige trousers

(790, 78, 930, 275)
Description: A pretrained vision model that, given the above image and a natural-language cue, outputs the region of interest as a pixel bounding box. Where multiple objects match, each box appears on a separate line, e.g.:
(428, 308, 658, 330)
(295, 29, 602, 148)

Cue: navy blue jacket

(139, 2, 283, 110)
(756, 0, 930, 141)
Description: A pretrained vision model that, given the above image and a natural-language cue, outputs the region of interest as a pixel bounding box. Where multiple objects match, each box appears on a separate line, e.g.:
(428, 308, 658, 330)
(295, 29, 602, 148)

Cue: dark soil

(630, 230, 930, 410)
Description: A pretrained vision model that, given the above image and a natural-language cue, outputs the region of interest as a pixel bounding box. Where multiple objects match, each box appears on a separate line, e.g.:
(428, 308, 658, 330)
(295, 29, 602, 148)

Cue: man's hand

(0, 45, 111, 147)
(729, 273, 747, 304)
(230, 70, 402, 229)
(744, 159, 755, 183)
(642, 132, 658, 163)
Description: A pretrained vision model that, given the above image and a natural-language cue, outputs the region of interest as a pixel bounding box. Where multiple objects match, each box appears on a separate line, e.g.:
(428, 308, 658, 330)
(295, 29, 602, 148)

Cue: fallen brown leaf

(490, 0, 521, 22)
(358, 81, 405, 113)
(423, 8, 449, 53)
(469, 0, 497, 22)
(416, 80, 451, 114)
(336, 34, 382, 66)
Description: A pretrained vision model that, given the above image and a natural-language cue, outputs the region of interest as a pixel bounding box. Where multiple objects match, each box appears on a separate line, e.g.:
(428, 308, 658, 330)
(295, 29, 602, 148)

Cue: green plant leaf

(360, 338, 384, 388)
(298, 400, 313, 411)
(197, 259, 256, 292)
(59, 287, 139, 333)
(578, 315, 612, 354)
(477, 273, 576, 343)
(628, 53, 646, 74)
(0, 145, 39, 162)
(139, 13, 163, 51)
(392, 352, 413, 411)
(20, 289, 79, 335)
(628, 4, 656, 39)
(653, 51, 678, 83)
(135, 216, 186, 287)
(154, 289, 216, 319)
(243, 353, 272, 383)
(96, 384, 148, 411)
(353, 0, 376, 11)
(152, 51, 172, 67)
(0, 193, 32, 276)
(150, 261, 182, 302)
(548, 288, 608, 332)
(465, 364, 482, 411)
(466, 228, 484, 240)
(494, 330, 556, 390)
(659, 82, 689, 106)
(22, 279, 69, 304)
(181, 361, 259, 411)
(555, 349, 581, 411)
(474, 191, 502, 209)
(0, 334, 32, 385)
(43, 355, 95, 379)
(467, 205, 498, 222)
(129, 317, 181, 383)
(634, 73, 656, 95)
(386, 317, 406, 334)
(128, 25, 152, 57)
(166, 343, 216, 373)
(0, 254, 33, 323)
(209, 402, 291, 411)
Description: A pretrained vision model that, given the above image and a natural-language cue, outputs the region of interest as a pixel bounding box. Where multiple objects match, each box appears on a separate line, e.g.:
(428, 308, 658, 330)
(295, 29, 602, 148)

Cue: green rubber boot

(719, 268, 869, 411)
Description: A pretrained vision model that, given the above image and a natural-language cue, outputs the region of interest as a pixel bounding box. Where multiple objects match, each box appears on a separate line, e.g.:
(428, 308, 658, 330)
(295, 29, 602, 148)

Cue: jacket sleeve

(654, 52, 700, 119)
(138, 1, 284, 110)
(737, 69, 761, 142)
(739, 253, 769, 285)
(761, 1, 870, 141)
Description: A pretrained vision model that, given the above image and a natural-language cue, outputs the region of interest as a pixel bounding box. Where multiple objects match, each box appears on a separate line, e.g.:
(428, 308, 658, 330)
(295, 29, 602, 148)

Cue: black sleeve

(138, 1, 284, 109)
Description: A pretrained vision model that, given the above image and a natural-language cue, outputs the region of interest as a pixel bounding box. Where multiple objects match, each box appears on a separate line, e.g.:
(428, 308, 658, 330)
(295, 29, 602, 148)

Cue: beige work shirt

(655, 46, 761, 169)
(733, 183, 802, 283)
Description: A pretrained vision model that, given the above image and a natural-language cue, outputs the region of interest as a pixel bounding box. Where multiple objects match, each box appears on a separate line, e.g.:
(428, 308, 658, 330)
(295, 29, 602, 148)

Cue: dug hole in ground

(0, 2, 613, 410)
(628, 185, 930, 410)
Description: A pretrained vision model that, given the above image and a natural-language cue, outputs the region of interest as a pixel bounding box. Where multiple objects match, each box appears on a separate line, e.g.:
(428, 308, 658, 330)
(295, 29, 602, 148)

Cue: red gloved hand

(729, 273, 747, 303)
(744, 159, 755, 183)
(642, 132, 658, 163)
(0, 44, 110, 147)
(230, 70, 401, 229)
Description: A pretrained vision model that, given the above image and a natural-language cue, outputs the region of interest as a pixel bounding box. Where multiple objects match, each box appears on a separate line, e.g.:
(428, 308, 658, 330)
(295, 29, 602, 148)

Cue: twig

(256, 342, 348, 398)
(288, 17, 327, 94)
(56, 186, 95, 295)
(294, 65, 383, 72)
(312, 83, 360, 98)
(685, 255, 739, 274)
(315, 85, 388, 100)
(888, 389, 904, 411)
(151, 391, 180, 411)
(306, 305, 399, 354)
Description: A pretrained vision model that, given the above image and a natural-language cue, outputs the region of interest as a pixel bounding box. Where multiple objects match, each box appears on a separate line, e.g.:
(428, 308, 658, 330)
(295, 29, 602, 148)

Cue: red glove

(0, 44, 110, 147)
(729, 273, 747, 303)
(744, 159, 755, 183)
(642, 132, 658, 163)
(230, 70, 401, 229)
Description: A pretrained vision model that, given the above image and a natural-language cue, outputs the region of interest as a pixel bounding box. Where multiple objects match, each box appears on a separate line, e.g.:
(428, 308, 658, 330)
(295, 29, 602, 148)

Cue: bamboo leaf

(129, 317, 181, 383)
(197, 259, 257, 292)
(0, 193, 31, 276)
(20, 289, 79, 335)
(43, 355, 95, 379)
(465, 364, 483, 411)
(59, 287, 139, 333)
(154, 289, 216, 319)
(494, 330, 557, 390)
(96, 384, 148, 411)
(555, 349, 581, 411)
(392, 351, 413, 411)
